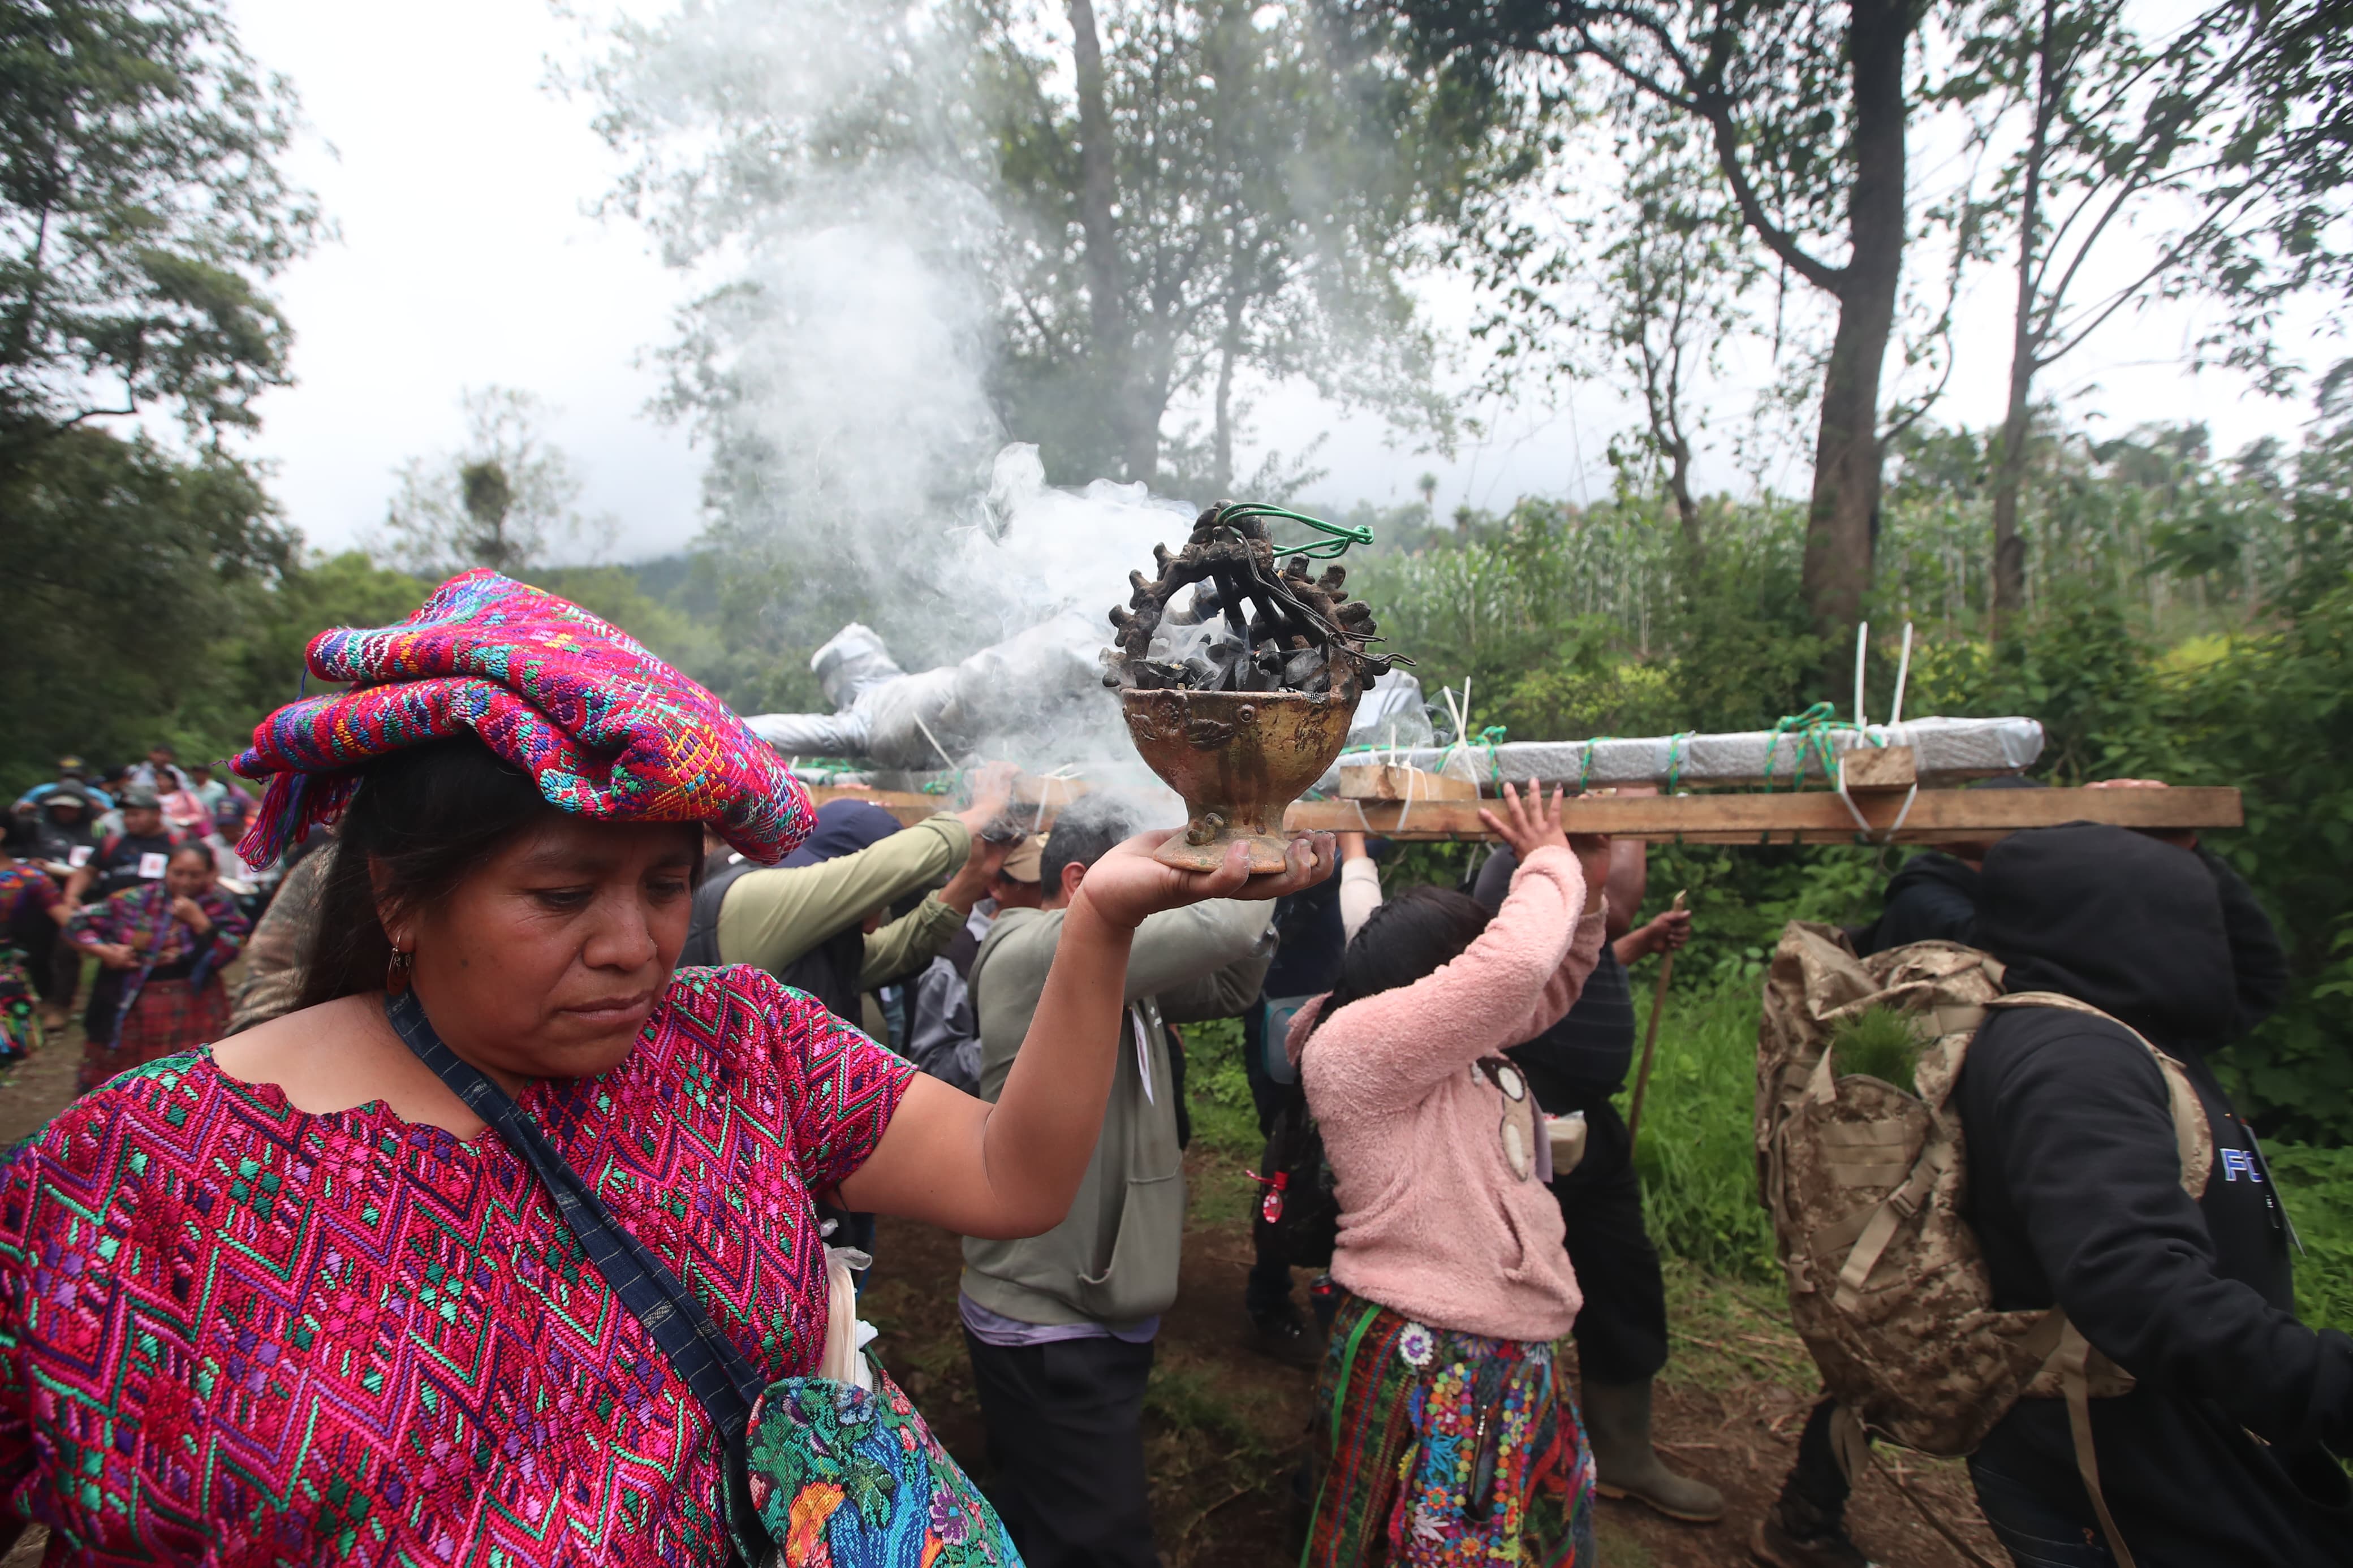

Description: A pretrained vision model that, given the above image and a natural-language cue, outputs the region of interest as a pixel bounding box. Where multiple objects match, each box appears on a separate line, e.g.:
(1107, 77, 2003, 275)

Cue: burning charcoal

(1132, 660, 1186, 689)
(1104, 500, 1398, 698)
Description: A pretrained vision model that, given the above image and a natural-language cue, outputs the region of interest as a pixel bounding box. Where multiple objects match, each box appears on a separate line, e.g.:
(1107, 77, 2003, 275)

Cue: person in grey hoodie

(960, 793, 1306, 1568)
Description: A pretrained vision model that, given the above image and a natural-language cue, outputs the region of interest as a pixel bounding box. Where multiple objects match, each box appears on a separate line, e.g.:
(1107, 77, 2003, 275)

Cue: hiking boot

(1247, 1300, 1323, 1368)
(1583, 1378, 1726, 1523)
(1750, 1513, 1878, 1568)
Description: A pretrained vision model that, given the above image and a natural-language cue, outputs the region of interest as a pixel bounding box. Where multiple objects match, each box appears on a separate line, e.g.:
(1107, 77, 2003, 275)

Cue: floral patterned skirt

(1304, 1289, 1594, 1568)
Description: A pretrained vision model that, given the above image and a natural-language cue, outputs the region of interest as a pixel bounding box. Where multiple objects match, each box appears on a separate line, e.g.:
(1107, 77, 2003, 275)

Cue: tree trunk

(1067, 0, 1145, 478)
(1213, 284, 1242, 495)
(1990, 0, 2058, 634)
(1666, 430, 1701, 552)
(1798, 0, 1911, 641)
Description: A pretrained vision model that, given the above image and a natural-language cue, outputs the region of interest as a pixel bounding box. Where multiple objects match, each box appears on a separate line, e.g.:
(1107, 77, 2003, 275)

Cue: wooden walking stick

(1624, 890, 1687, 1148)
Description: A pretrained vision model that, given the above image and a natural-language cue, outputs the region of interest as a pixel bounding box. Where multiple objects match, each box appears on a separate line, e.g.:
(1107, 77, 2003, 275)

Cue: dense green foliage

(1333, 399, 2353, 1143)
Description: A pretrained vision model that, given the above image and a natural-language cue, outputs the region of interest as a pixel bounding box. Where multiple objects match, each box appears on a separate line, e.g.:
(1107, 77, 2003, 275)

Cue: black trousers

(1545, 1086, 1670, 1385)
(964, 1331, 1161, 1568)
(34, 923, 75, 1008)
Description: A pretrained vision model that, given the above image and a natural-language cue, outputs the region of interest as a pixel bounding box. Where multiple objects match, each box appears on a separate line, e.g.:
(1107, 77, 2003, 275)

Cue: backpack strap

(2057, 1318, 2140, 1568)
(1983, 990, 2217, 1568)
(1983, 992, 2213, 1197)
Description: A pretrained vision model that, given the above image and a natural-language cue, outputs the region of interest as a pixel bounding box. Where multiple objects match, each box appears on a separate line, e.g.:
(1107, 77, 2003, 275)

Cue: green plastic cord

(1578, 737, 1612, 792)
(1217, 503, 1375, 560)
(1758, 702, 1882, 790)
(1664, 731, 1694, 796)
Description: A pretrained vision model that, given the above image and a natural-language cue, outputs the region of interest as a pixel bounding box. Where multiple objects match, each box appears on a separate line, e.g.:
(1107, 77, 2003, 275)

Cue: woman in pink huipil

(1287, 783, 1611, 1566)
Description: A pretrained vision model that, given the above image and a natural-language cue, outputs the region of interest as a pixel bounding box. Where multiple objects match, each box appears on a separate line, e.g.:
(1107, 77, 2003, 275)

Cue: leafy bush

(2264, 1141, 2353, 1338)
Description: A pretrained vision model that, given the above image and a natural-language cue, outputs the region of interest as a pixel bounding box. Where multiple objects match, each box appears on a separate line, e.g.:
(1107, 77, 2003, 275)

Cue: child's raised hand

(1479, 780, 1571, 861)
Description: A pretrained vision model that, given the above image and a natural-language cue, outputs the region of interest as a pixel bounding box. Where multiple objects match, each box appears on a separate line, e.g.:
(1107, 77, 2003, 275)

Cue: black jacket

(1854, 850, 1980, 955)
(1963, 824, 2353, 1563)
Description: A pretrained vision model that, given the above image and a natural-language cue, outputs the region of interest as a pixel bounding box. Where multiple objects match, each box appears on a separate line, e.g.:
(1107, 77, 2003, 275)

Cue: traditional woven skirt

(79, 977, 226, 1092)
(1304, 1289, 1594, 1567)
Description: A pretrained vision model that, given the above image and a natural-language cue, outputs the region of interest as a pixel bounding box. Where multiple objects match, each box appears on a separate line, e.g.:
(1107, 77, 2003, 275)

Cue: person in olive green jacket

(684, 765, 1015, 1023)
(959, 792, 1304, 1568)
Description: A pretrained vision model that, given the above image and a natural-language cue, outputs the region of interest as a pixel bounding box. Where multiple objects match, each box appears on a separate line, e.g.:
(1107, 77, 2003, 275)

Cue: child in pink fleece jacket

(1286, 782, 1609, 1567)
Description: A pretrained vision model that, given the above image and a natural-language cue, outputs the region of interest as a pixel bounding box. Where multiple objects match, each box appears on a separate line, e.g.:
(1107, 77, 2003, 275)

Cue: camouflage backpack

(1756, 922, 2213, 1567)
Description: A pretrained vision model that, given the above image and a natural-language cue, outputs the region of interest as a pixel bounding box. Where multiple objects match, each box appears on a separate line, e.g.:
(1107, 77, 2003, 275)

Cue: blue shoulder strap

(381, 991, 769, 1556)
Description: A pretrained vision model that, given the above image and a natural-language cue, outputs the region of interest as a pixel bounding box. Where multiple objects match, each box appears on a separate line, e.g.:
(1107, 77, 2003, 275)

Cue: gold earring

(386, 947, 415, 996)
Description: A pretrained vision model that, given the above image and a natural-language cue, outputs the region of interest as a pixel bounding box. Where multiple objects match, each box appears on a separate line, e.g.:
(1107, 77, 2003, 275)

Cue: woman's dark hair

(1306, 884, 1492, 1039)
(297, 739, 566, 1008)
(0, 813, 31, 854)
(170, 841, 216, 871)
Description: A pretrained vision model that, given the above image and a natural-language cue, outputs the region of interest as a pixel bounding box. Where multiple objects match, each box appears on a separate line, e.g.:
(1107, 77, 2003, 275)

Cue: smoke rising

(589, 0, 1227, 777)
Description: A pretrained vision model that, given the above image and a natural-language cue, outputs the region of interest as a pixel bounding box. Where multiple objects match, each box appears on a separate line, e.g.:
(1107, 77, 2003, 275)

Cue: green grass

(1830, 1005, 1928, 1095)
(1622, 977, 1781, 1282)
(2264, 1141, 2353, 1337)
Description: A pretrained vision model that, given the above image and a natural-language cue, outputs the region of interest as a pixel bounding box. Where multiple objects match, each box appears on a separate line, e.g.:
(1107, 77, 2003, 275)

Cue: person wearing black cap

(680, 766, 1017, 1026)
(63, 786, 180, 906)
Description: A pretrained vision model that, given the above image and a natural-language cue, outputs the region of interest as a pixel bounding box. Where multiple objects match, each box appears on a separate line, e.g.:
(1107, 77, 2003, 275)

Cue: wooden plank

(1285, 786, 2243, 844)
(1840, 745, 1917, 791)
(1337, 763, 1480, 803)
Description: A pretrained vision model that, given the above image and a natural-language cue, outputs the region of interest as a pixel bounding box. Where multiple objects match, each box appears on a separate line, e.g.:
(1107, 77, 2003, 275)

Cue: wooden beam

(1284, 786, 2243, 844)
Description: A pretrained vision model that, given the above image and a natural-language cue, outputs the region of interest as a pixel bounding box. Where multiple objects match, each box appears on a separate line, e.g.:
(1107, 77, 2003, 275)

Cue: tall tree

(1475, 92, 1757, 550)
(1951, 0, 2349, 629)
(587, 0, 1515, 499)
(1370, 0, 1934, 637)
(0, 0, 319, 783)
(376, 387, 610, 576)
(989, 0, 1515, 485)
(0, 0, 319, 456)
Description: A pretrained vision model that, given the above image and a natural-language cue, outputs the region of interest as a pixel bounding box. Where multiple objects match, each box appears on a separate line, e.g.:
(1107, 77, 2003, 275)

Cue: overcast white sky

(226, 0, 2330, 563)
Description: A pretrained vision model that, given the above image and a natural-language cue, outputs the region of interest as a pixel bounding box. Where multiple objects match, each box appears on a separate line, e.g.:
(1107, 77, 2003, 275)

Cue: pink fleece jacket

(1287, 845, 1606, 1342)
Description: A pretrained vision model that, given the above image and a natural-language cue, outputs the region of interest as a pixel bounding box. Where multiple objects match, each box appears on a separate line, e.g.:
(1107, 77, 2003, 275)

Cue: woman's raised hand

(1075, 830, 1336, 931)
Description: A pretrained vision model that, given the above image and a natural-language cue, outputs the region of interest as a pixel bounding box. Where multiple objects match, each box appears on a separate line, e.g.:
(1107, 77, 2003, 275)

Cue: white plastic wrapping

(1310, 715, 2044, 794)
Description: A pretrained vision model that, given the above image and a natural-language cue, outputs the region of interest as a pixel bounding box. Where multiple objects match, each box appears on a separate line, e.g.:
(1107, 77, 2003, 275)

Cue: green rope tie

(1759, 702, 1873, 791)
(1216, 503, 1375, 561)
(1664, 731, 1695, 796)
(1476, 725, 1509, 784)
(1579, 737, 1613, 792)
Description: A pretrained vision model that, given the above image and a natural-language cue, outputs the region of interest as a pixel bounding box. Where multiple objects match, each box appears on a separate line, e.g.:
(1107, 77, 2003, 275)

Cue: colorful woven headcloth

(232, 569, 813, 869)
